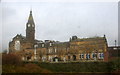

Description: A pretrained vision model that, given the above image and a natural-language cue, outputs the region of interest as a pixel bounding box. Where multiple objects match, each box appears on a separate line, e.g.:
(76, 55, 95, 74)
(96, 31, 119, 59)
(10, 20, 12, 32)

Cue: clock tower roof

(27, 10, 35, 25)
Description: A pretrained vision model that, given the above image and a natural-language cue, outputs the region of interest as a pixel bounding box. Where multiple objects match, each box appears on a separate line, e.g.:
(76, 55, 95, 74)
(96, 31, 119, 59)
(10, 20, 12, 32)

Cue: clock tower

(26, 10, 35, 42)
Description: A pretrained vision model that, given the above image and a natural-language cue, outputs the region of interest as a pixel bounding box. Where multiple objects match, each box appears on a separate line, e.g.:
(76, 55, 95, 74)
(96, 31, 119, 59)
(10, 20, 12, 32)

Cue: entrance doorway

(68, 56, 70, 61)
(53, 57, 59, 62)
(73, 55, 76, 61)
(27, 56, 31, 61)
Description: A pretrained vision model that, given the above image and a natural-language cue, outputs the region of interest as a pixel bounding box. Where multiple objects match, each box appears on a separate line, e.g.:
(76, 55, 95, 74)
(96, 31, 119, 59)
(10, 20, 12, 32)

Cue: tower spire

(30, 10, 32, 14)
(26, 10, 35, 43)
(28, 10, 35, 25)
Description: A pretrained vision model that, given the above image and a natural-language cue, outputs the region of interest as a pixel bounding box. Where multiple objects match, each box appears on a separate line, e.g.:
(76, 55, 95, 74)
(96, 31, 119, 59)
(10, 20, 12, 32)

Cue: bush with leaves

(2, 53, 22, 65)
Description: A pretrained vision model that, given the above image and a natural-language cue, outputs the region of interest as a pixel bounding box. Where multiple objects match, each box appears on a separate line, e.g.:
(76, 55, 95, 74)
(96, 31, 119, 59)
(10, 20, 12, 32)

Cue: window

(92, 53, 94, 58)
(50, 43, 52, 46)
(42, 56, 46, 62)
(113, 48, 117, 50)
(55, 48, 57, 53)
(93, 53, 97, 58)
(86, 54, 90, 59)
(49, 49, 50, 53)
(80, 54, 81, 59)
(49, 49, 52, 53)
(100, 53, 104, 59)
(81, 54, 84, 59)
(87, 54, 90, 59)
(42, 44, 44, 47)
(48, 56, 51, 60)
(48, 56, 52, 61)
(98, 53, 101, 59)
(14, 40, 20, 50)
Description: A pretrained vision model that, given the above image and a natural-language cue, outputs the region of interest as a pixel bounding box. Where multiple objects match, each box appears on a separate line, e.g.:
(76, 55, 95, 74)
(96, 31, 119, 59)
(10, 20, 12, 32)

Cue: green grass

(2, 61, 120, 73)
(2, 54, 120, 73)
(37, 62, 111, 72)
(2, 57, 120, 73)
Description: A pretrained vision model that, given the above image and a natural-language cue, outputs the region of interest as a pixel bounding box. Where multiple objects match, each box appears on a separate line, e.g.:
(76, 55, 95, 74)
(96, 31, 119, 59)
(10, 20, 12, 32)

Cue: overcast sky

(1, 1, 118, 52)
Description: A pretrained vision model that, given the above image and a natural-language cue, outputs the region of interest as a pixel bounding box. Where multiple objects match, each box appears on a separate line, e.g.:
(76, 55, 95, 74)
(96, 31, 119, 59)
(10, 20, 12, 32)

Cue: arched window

(98, 53, 101, 59)
(100, 53, 104, 59)
(86, 54, 90, 60)
(92, 53, 94, 58)
(87, 53, 90, 59)
(80, 54, 81, 59)
(14, 40, 20, 50)
(81, 54, 84, 59)
(73, 55, 76, 61)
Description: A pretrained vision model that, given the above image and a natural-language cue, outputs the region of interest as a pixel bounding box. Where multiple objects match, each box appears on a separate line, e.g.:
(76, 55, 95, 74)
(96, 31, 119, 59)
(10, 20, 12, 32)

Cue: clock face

(32, 25, 34, 27)
(28, 24, 31, 27)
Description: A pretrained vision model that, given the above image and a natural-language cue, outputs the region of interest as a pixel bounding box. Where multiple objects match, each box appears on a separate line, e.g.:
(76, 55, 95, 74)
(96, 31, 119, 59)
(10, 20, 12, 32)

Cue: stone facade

(9, 11, 108, 62)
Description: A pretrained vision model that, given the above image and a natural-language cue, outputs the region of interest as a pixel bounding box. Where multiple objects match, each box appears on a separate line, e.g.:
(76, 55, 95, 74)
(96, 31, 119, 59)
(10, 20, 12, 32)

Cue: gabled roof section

(12, 34, 26, 41)
(70, 35, 107, 42)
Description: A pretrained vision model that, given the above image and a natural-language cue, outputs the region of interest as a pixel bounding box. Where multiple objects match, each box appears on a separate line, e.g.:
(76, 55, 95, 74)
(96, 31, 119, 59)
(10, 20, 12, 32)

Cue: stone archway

(27, 56, 31, 61)
(53, 57, 59, 62)
(73, 55, 76, 61)
(68, 56, 70, 61)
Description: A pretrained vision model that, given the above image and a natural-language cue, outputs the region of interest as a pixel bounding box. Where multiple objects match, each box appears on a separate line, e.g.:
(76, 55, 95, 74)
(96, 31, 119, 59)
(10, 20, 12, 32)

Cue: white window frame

(81, 54, 84, 59)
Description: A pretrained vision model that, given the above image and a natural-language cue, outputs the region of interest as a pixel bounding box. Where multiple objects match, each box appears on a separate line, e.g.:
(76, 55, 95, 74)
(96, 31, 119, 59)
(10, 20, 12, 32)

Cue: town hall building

(9, 10, 108, 62)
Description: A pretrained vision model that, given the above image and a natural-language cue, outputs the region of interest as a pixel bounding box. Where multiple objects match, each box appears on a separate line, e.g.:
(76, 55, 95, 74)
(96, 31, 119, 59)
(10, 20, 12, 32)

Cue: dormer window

(113, 47, 117, 50)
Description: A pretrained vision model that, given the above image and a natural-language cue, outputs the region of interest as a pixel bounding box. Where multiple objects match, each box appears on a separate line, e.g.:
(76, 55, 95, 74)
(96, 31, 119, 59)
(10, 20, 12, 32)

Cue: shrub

(2, 53, 22, 65)
(24, 63, 52, 73)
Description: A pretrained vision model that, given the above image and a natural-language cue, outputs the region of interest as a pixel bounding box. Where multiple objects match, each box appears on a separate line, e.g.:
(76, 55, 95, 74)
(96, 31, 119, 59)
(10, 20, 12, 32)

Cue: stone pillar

(34, 45, 38, 60)
(90, 53, 93, 59)
(84, 54, 86, 60)
(94, 53, 97, 61)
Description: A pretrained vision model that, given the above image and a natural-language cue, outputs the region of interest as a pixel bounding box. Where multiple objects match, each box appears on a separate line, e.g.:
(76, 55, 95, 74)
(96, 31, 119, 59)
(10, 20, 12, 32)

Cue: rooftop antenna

(30, 5, 32, 13)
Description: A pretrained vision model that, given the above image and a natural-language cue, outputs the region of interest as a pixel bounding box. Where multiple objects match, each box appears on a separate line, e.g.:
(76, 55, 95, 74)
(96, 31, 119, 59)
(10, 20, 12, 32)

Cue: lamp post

(34, 44, 38, 60)
(115, 40, 117, 47)
(94, 50, 98, 61)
